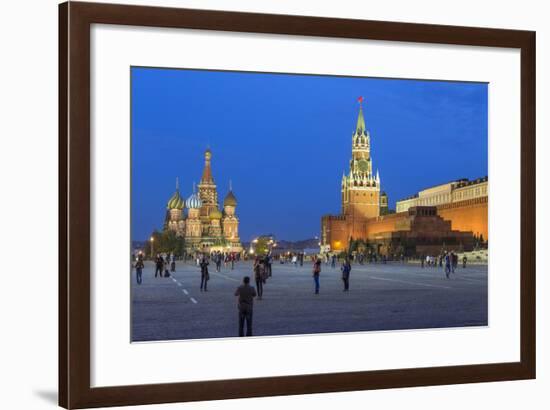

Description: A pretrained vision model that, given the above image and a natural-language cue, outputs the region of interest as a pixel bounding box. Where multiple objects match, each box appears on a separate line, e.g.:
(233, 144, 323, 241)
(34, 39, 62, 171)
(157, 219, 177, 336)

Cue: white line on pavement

(190, 297, 198, 304)
(368, 276, 453, 290)
(177, 282, 182, 286)
(210, 271, 240, 282)
(183, 289, 189, 295)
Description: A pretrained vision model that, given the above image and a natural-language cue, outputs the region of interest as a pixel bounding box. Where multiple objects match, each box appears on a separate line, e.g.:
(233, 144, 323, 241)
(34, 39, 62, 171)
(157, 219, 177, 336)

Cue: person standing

(234, 276, 257, 337)
(254, 257, 263, 300)
(341, 258, 351, 291)
(199, 256, 209, 291)
(451, 252, 458, 273)
(313, 258, 321, 294)
(265, 254, 272, 277)
(135, 254, 144, 285)
(170, 254, 176, 272)
(154, 254, 163, 278)
(463, 255, 468, 268)
(331, 254, 337, 269)
(163, 254, 171, 278)
(230, 253, 235, 270)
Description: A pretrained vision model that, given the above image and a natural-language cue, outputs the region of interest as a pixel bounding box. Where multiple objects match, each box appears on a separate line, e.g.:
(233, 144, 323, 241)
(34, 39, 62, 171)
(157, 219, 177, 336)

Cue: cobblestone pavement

(131, 260, 488, 342)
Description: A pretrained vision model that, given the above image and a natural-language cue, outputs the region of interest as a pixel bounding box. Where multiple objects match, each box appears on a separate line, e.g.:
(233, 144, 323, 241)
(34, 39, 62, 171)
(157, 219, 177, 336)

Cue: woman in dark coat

(199, 256, 209, 291)
(341, 258, 351, 292)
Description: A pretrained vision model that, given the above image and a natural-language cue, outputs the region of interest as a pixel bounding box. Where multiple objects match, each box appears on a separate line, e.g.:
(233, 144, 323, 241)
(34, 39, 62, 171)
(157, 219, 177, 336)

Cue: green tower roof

(355, 101, 366, 134)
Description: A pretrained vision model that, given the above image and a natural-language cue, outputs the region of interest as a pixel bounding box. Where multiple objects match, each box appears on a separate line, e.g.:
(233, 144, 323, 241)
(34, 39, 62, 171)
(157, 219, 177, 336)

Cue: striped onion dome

(223, 190, 237, 207)
(186, 192, 202, 209)
(209, 208, 222, 220)
(167, 190, 184, 210)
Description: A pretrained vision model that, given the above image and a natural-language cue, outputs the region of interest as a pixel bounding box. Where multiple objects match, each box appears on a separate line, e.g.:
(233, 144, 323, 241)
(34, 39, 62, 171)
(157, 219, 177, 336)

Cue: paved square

(131, 260, 487, 341)
(131, 259, 488, 341)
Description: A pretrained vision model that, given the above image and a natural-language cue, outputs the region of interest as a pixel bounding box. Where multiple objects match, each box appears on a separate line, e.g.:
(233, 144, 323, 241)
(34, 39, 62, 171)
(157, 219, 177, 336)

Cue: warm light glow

(249, 249, 254, 254)
(150, 237, 154, 242)
(253, 238, 258, 243)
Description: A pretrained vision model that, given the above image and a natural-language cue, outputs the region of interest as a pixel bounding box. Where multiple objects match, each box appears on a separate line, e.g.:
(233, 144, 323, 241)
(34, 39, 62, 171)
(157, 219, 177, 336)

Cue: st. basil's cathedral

(164, 148, 242, 253)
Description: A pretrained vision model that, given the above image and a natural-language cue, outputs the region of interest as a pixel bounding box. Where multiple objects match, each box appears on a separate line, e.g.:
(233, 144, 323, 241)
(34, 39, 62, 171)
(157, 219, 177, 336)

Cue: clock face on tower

(358, 159, 370, 172)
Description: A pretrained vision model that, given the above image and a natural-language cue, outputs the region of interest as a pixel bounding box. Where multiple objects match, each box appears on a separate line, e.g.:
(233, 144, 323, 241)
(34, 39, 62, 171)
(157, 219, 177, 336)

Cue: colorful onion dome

(186, 192, 202, 209)
(209, 208, 222, 220)
(167, 190, 185, 210)
(223, 190, 237, 207)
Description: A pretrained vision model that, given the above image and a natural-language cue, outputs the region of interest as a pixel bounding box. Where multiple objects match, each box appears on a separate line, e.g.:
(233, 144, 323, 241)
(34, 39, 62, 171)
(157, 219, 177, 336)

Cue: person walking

(234, 276, 257, 337)
(463, 255, 468, 268)
(253, 257, 263, 300)
(341, 257, 351, 291)
(154, 254, 163, 278)
(215, 252, 222, 272)
(331, 254, 336, 269)
(199, 256, 209, 291)
(230, 253, 235, 270)
(135, 254, 144, 285)
(444, 252, 451, 279)
(313, 258, 321, 294)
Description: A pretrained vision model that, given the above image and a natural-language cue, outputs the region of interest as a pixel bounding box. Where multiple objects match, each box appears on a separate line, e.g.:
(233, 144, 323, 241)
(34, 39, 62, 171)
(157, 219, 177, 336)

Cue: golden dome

(209, 208, 222, 220)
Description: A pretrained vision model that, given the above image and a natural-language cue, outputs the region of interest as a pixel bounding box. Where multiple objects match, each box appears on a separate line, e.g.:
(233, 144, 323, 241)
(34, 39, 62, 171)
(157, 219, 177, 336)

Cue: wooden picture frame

(59, 1, 536, 408)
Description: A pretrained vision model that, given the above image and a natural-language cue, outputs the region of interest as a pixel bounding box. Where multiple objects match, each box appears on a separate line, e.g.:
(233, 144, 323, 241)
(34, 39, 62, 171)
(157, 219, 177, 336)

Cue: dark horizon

(131, 67, 488, 242)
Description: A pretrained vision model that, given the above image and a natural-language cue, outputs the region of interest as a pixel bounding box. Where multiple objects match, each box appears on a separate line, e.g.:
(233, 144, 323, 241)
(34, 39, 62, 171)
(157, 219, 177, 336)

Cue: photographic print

(131, 67, 488, 342)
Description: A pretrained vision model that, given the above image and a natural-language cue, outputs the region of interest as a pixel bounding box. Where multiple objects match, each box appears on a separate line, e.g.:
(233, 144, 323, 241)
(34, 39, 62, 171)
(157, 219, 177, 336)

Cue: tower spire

(229, 179, 233, 191)
(355, 96, 366, 134)
(176, 176, 179, 191)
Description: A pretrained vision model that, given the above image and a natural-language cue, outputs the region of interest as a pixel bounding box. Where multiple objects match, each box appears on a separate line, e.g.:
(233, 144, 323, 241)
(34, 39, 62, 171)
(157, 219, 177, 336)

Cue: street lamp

(150, 236, 155, 259)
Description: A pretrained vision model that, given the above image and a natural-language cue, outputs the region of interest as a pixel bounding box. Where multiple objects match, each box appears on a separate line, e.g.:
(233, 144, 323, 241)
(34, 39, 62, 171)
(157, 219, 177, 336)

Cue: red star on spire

(357, 96, 364, 104)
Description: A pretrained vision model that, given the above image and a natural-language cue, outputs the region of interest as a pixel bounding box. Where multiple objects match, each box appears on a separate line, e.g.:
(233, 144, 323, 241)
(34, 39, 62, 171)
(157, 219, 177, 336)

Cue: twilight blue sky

(131, 67, 488, 242)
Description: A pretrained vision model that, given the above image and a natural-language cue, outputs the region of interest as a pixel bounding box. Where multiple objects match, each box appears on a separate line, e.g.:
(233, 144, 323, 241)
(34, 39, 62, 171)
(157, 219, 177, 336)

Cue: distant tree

(144, 229, 185, 257)
(253, 237, 270, 256)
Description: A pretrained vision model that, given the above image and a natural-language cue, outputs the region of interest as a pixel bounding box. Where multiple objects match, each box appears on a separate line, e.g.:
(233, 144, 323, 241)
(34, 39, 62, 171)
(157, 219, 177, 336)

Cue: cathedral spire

(200, 148, 214, 183)
(176, 176, 179, 191)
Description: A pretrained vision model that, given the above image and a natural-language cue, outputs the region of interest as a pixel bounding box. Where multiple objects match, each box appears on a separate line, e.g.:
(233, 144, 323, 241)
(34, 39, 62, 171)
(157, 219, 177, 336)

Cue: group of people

(251, 254, 273, 299)
(420, 251, 468, 279)
(133, 252, 177, 285)
(421, 252, 467, 278)
(154, 253, 176, 278)
(234, 255, 353, 336)
(210, 251, 238, 272)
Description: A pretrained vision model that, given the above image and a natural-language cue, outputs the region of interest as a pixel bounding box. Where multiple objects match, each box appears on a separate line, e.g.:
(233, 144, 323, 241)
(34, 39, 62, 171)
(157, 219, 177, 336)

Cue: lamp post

(150, 236, 155, 259)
